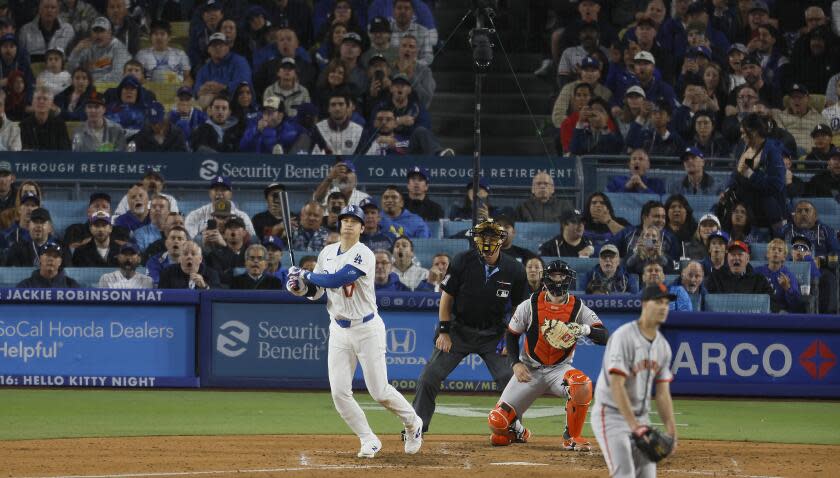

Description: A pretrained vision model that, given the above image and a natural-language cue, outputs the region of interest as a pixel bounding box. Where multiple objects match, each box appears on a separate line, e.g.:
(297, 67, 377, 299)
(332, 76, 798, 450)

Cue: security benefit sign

(0, 304, 197, 388)
(663, 316, 840, 398)
(207, 303, 329, 387)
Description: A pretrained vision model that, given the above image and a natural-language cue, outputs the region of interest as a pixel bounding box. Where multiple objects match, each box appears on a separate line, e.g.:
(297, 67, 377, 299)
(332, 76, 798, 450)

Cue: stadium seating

(704, 294, 771, 313)
(605, 192, 661, 224)
(0, 267, 147, 288)
(412, 238, 469, 266)
(684, 195, 718, 216)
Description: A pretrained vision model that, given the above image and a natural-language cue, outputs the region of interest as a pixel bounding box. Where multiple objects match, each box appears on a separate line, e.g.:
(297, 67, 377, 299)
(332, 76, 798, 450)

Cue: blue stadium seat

(426, 220, 442, 239)
(442, 220, 472, 237)
(42, 199, 87, 237)
(749, 243, 768, 261)
(239, 200, 266, 217)
(605, 192, 662, 212)
(0, 267, 37, 287)
(664, 274, 679, 285)
(516, 222, 561, 244)
(413, 238, 470, 267)
(704, 294, 770, 313)
(63, 268, 119, 287)
(792, 197, 839, 214)
(684, 194, 719, 216)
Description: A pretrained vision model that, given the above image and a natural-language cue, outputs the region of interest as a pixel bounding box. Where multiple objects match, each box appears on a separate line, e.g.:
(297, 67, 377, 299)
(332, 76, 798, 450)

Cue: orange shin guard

(488, 401, 517, 435)
(564, 369, 592, 438)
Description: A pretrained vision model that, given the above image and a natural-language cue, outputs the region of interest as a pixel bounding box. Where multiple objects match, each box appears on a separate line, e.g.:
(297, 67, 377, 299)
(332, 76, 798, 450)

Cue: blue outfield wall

(0, 290, 838, 397)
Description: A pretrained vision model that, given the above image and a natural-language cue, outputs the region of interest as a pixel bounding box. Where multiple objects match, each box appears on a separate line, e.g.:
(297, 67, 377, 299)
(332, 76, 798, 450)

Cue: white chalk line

(11, 462, 786, 478)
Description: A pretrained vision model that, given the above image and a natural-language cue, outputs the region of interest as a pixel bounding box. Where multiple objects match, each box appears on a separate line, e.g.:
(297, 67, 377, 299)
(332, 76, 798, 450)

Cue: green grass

(1, 389, 838, 444)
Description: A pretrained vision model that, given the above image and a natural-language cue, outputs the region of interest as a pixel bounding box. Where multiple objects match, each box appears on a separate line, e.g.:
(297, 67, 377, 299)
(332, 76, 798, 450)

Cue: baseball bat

(280, 190, 296, 267)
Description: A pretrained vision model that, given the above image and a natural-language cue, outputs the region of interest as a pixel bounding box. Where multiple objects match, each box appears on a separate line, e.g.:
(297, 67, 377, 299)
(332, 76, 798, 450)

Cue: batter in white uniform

(591, 283, 678, 478)
(287, 205, 423, 458)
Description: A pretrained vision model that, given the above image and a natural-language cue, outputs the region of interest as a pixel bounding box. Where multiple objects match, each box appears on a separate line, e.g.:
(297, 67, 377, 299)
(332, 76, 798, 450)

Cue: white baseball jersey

(594, 321, 673, 416)
(508, 295, 601, 368)
(315, 241, 378, 324)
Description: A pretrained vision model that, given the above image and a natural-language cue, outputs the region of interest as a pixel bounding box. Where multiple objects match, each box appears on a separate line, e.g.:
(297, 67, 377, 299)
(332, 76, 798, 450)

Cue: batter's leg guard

(563, 369, 592, 450)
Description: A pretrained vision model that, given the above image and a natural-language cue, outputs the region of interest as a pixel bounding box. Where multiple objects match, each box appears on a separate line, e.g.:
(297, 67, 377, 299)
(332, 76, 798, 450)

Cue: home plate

(490, 462, 549, 466)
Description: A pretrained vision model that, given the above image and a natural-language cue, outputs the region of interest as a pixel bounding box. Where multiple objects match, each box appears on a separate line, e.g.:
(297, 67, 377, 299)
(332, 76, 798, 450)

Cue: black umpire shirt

(441, 249, 528, 332)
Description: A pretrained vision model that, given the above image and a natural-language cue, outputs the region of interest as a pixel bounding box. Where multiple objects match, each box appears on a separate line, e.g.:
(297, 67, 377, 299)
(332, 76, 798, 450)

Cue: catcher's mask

(468, 219, 507, 258)
(542, 260, 576, 297)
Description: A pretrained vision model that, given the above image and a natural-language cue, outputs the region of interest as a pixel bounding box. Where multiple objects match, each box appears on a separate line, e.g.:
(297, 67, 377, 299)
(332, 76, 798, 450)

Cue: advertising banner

(663, 313, 840, 398)
(0, 289, 199, 388)
(5, 153, 576, 188)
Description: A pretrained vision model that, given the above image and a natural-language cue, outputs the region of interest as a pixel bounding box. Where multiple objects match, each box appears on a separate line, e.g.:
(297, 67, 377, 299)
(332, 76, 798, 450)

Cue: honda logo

(387, 328, 416, 354)
(217, 320, 250, 358)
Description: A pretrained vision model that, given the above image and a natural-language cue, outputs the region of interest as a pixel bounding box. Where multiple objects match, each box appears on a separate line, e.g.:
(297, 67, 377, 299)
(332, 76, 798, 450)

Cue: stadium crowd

(0, 0, 837, 315)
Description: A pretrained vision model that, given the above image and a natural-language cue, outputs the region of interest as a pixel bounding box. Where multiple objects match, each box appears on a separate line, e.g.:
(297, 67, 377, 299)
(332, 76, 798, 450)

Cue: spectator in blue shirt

(168, 86, 207, 147)
(146, 225, 188, 286)
(606, 148, 666, 194)
(105, 75, 146, 135)
(374, 249, 410, 291)
(612, 50, 676, 111)
(642, 261, 692, 311)
(263, 235, 288, 286)
(610, 200, 681, 265)
(133, 194, 170, 253)
(359, 197, 395, 251)
(380, 185, 429, 238)
(239, 95, 305, 154)
(193, 32, 252, 102)
(676, 260, 708, 312)
(569, 97, 624, 155)
(114, 184, 151, 231)
(754, 238, 803, 313)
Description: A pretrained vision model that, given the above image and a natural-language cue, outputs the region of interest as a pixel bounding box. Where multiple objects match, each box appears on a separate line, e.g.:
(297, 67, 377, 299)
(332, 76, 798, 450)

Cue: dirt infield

(2, 435, 838, 478)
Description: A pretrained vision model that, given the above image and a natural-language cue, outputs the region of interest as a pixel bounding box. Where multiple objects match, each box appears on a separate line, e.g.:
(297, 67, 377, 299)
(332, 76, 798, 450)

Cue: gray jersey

(593, 321, 673, 416)
(508, 296, 601, 368)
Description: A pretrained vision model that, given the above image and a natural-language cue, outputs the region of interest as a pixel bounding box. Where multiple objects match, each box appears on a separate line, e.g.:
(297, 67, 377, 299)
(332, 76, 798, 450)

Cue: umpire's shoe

(404, 416, 423, 454)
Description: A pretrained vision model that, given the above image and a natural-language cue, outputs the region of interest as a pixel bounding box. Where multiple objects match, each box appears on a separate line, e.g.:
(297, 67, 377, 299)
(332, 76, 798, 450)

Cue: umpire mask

(542, 260, 576, 297)
(469, 219, 507, 259)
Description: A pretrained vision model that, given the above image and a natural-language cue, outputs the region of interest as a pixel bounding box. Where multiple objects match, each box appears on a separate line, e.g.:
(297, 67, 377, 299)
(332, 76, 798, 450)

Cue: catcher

(487, 260, 609, 450)
(592, 284, 677, 477)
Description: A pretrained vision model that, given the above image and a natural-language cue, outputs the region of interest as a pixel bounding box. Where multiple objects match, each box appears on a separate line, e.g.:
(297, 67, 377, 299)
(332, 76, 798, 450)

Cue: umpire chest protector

(525, 291, 583, 366)
(443, 250, 526, 331)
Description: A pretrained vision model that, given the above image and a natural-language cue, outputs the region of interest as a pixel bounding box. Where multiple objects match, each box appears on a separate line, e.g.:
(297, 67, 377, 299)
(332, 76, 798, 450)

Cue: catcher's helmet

(542, 260, 576, 297)
(468, 218, 507, 257)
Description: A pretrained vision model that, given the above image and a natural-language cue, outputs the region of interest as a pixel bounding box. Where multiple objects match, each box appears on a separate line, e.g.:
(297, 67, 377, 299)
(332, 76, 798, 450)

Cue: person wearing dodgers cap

(667, 146, 722, 196)
(183, 174, 257, 239)
(358, 197, 397, 252)
(805, 123, 833, 163)
(130, 101, 188, 152)
(15, 240, 82, 289)
(405, 166, 444, 221)
(97, 242, 155, 289)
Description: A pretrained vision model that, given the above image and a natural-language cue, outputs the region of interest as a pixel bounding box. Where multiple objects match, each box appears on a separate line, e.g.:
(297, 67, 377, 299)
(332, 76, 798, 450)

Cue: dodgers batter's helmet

(338, 205, 365, 224)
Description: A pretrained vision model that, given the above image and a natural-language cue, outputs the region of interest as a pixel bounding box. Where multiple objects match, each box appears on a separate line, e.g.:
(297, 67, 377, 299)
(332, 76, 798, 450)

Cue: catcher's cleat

(563, 427, 591, 452)
(513, 426, 531, 443)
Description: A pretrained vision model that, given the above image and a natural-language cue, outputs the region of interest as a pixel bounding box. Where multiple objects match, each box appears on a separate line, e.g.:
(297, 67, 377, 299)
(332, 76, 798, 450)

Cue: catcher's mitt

(540, 320, 581, 349)
(631, 426, 674, 462)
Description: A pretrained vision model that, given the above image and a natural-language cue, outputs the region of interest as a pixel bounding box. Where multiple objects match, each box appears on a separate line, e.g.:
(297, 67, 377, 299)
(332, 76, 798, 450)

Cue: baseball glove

(631, 426, 674, 462)
(540, 319, 577, 349)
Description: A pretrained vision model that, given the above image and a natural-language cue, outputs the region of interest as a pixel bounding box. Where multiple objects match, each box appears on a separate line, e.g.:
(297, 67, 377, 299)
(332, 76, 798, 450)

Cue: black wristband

(438, 321, 451, 334)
